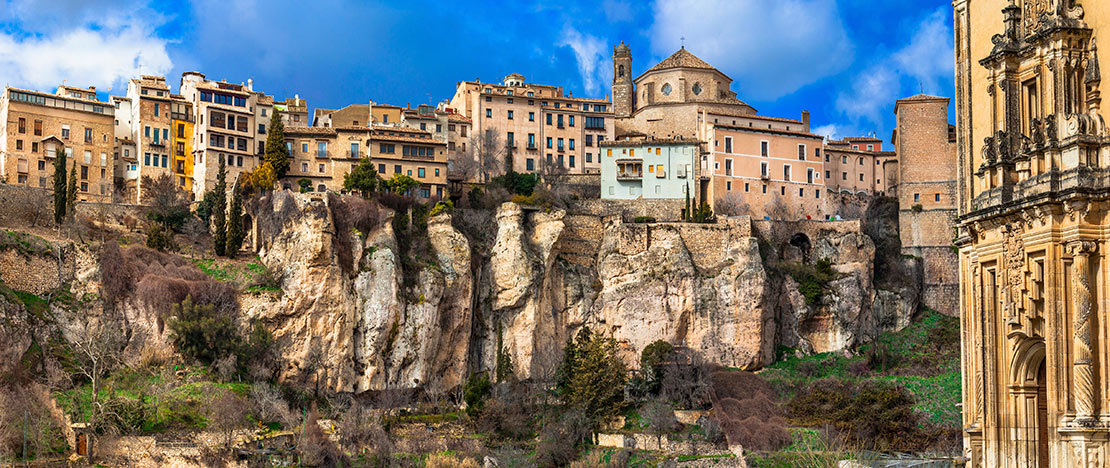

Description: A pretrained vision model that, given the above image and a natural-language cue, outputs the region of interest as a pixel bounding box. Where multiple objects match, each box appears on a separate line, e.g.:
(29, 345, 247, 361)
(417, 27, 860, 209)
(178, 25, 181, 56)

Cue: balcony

(527, 143, 537, 150)
(316, 151, 328, 159)
(616, 171, 643, 181)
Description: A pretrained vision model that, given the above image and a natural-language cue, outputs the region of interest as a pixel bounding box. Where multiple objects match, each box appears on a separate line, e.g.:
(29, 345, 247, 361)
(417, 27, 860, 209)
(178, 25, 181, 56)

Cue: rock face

(238, 194, 920, 392)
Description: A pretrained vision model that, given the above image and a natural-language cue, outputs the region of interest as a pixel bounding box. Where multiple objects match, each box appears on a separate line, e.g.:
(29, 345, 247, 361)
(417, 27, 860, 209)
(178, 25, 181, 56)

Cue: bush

(711, 369, 791, 451)
(782, 258, 838, 305)
(642, 399, 679, 434)
(492, 171, 540, 196)
(463, 372, 491, 417)
(298, 178, 312, 193)
(786, 378, 932, 451)
(145, 223, 173, 251)
(297, 408, 346, 467)
(428, 200, 454, 217)
(535, 409, 591, 468)
(167, 296, 240, 365)
(640, 340, 673, 393)
(632, 216, 656, 224)
(476, 383, 535, 440)
(426, 453, 480, 468)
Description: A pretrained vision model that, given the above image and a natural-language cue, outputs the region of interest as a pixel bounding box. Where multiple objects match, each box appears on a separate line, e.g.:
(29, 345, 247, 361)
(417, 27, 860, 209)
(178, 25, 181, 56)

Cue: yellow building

(171, 95, 195, 196)
(954, 1, 1110, 466)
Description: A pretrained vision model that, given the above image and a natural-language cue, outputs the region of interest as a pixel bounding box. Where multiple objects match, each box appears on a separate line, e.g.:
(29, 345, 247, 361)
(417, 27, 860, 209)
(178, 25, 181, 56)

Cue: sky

(0, 0, 955, 141)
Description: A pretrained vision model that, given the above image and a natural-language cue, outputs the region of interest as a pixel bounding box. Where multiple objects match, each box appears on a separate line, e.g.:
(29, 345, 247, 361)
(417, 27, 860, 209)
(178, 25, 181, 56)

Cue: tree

(715, 192, 751, 217)
(469, 129, 505, 183)
(343, 157, 380, 196)
(207, 391, 248, 451)
(14, 186, 52, 227)
(555, 327, 628, 428)
(297, 178, 311, 193)
(140, 174, 190, 233)
(264, 112, 290, 178)
(384, 174, 420, 195)
(212, 158, 228, 256)
(65, 165, 78, 218)
(53, 145, 68, 224)
(70, 321, 124, 461)
(167, 295, 240, 365)
(225, 188, 244, 257)
(249, 162, 277, 192)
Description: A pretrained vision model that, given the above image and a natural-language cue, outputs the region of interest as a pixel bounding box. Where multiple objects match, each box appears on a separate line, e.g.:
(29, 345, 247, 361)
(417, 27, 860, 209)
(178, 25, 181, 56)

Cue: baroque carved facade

(955, 0, 1110, 466)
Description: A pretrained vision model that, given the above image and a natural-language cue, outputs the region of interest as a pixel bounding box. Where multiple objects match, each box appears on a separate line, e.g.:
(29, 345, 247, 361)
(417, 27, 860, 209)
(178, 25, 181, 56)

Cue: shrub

(782, 258, 838, 305)
(428, 200, 454, 217)
(338, 402, 392, 455)
(297, 408, 346, 467)
(640, 340, 673, 393)
(555, 327, 628, 428)
(476, 383, 534, 440)
(535, 409, 591, 468)
(167, 295, 240, 365)
(463, 372, 492, 417)
(632, 216, 656, 224)
(691, 202, 715, 223)
(711, 369, 790, 451)
(144, 223, 173, 251)
(298, 178, 312, 193)
(786, 378, 930, 451)
(426, 453, 480, 468)
(492, 171, 540, 196)
(642, 399, 680, 434)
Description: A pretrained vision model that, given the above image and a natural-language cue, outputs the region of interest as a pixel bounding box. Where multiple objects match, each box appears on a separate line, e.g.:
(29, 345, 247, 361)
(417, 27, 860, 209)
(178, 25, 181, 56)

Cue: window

(585, 117, 605, 129)
(319, 164, 325, 173)
(33, 120, 42, 136)
(380, 143, 395, 154)
(378, 164, 385, 173)
(842, 172, 847, 180)
(557, 138, 564, 151)
(507, 110, 514, 120)
(569, 115, 575, 127)
(394, 164, 402, 174)
(302, 143, 309, 153)
(546, 137, 553, 149)
(585, 135, 593, 147)
(529, 112, 535, 121)
(858, 157, 864, 165)
(64, 125, 72, 139)
(31, 142, 37, 153)
(154, 103, 160, 117)
(724, 137, 732, 153)
(569, 139, 575, 150)
(259, 123, 266, 134)
(15, 140, 22, 150)
(842, 156, 848, 163)
(527, 133, 536, 148)
(586, 153, 592, 163)
(418, 168, 426, 178)
(760, 141, 768, 156)
(286, 141, 293, 154)
(724, 159, 733, 176)
(435, 168, 440, 177)
(807, 168, 814, 184)
(526, 158, 535, 170)
(815, 148, 821, 158)
(569, 155, 575, 167)
(317, 141, 327, 157)
(935, 193, 941, 202)
(144, 153, 151, 166)
(760, 161, 768, 177)
(762, 184, 767, 193)
(17, 118, 25, 133)
(351, 143, 360, 158)
(420, 123, 426, 130)
(867, 144, 874, 151)
(859, 174, 864, 181)
(302, 162, 309, 172)
(486, 109, 492, 118)
(914, 193, 920, 202)
(798, 145, 806, 160)
(783, 165, 791, 181)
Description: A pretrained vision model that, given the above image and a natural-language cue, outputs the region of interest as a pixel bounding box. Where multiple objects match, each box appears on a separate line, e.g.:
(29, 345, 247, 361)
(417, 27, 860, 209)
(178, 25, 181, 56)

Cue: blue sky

(0, 0, 955, 141)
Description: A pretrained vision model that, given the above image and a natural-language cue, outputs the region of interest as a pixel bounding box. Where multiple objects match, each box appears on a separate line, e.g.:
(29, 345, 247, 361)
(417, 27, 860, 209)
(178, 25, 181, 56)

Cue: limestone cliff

(239, 194, 919, 391)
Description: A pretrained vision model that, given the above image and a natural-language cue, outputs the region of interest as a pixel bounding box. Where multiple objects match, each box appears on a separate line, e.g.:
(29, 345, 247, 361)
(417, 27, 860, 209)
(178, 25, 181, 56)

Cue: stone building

(823, 138, 896, 195)
(610, 42, 823, 218)
(893, 95, 959, 317)
(599, 137, 701, 202)
(448, 73, 614, 177)
(368, 125, 448, 199)
(170, 95, 195, 196)
(124, 76, 175, 201)
(283, 126, 346, 193)
(275, 95, 308, 127)
(0, 85, 115, 202)
(954, 1, 1110, 466)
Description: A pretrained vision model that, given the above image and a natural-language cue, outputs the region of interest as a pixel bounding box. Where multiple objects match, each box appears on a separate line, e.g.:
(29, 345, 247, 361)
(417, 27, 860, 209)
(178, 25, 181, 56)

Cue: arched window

(618, 64, 625, 78)
(661, 83, 672, 96)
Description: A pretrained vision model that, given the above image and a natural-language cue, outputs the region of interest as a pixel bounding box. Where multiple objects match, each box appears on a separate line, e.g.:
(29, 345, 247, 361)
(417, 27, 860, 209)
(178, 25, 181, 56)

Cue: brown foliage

(0, 383, 67, 460)
(710, 369, 791, 451)
(101, 242, 235, 316)
(297, 408, 346, 467)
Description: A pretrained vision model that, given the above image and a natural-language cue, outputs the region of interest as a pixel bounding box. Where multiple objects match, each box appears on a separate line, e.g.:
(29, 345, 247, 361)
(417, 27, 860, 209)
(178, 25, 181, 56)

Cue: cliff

(238, 193, 919, 392)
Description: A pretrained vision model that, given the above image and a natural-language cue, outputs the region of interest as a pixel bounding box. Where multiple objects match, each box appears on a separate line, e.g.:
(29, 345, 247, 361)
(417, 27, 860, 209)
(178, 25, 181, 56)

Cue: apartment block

(823, 138, 896, 195)
(448, 73, 613, 177)
(282, 125, 362, 193)
(170, 95, 195, 194)
(124, 76, 174, 202)
(706, 119, 826, 219)
(180, 72, 267, 198)
(275, 96, 308, 127)
(0, 85, 115, 202)
(600, 137, 701, 201)
(369, 125, 447, 199)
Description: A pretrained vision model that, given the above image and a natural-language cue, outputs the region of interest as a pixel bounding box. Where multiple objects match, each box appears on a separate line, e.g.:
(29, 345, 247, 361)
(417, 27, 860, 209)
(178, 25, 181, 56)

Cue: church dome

(614, 41, 631, 57)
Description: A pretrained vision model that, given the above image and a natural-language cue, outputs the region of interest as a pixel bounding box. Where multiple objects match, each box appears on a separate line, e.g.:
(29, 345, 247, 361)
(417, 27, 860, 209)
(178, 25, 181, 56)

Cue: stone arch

(1009, 338, 1050, 468)
(788, 233, 812, 262)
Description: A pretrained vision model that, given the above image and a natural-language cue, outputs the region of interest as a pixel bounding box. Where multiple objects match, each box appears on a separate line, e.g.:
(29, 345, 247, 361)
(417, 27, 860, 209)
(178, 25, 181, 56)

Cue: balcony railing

(616, 172, 642, 180)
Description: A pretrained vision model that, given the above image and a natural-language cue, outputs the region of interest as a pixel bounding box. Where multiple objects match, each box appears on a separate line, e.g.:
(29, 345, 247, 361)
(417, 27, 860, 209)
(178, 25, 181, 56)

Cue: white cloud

(812, 124, 842, 140)
(0, 3, 172, 93)
(558, 27, 611, 96)
(830, 7, 954, 133)
(650, 0, 854, 101)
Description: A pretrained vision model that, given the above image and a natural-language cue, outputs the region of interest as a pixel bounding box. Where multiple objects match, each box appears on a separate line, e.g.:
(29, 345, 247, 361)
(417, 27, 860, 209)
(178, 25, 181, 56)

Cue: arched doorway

(1010, 340, 1049, 468)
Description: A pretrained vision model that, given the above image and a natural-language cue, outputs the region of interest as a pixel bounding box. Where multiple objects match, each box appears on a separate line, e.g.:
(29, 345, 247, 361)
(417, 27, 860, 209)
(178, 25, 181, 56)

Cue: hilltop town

(0, 40, 972, 467)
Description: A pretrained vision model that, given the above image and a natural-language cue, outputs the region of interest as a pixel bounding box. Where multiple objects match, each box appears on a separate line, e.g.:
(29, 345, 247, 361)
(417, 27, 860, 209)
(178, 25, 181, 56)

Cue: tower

(613, 41, 633, 118)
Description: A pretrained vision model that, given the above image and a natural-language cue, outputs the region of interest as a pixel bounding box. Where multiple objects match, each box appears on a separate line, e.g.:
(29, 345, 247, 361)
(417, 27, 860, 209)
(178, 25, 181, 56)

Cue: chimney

(247, 78, 253, 91)
(801, 110, 811, 133)
(89, 86, 96, 92)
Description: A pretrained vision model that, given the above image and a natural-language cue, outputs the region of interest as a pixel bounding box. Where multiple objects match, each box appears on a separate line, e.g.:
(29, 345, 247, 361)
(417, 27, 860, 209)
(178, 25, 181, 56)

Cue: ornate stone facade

(955, 0, 1110, 466)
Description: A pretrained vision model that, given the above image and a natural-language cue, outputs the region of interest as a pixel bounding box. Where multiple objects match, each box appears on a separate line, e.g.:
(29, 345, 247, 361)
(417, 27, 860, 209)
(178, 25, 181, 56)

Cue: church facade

(954, 0, 1110, 466)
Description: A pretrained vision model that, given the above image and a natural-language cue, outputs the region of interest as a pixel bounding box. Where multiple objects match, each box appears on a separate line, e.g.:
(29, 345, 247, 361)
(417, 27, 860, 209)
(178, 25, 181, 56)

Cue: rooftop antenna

(920, 82, 924, 94)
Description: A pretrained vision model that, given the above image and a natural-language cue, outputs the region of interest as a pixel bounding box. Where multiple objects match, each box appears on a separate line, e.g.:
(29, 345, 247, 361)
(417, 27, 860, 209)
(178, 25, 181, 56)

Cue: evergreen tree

(226, 187, 244, 257)
(555, 327, 628, 428)
(53, 144, 67, 224)
(168, 295, 240, 365)
(66, 165, 78, 218)
(213, 158, 228, 256)
(263, 113, 289, 178)
(343, 157, 379, 196)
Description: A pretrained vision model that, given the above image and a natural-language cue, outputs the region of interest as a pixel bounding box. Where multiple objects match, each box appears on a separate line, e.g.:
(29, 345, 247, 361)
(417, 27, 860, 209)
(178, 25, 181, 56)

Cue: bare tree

(469, 129, 506, 183)
(70, 321, 124, 461)
(250, 382, 292, 425)
(763, 194, 797, 221)
(12, 186, 53, 228)
(715, 192, 751, 217)
(208, 390, 249, 450)
(304, 340, 329, 399)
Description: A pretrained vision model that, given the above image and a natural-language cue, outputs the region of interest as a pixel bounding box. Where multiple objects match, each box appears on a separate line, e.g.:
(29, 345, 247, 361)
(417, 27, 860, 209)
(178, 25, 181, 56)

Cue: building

(610, 42, 825, 218)
(954, 1, 1110, 466)
(0, 85, 115, 202)
(282, 126, 358, 193)
(170, 95, 195, 195)
(824, 138, 896, 195)
(275, 96, 308, 127)
(124, 76, 174, 201)
(892, 95, 958, 317)
(599, 136, 701, 201)
(179, 72, 267, 198)
(448, 73, 614, 177)
(368, 125, 447, 199)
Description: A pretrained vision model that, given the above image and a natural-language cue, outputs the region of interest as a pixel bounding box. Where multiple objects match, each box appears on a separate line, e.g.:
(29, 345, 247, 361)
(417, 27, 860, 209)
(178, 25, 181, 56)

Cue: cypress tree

(213, 158, 228, 256)
(52, 144, 67, 224)
(263, 113, 289, 178)
(66, 165, 78, 218)
(226, 187, 244, 257)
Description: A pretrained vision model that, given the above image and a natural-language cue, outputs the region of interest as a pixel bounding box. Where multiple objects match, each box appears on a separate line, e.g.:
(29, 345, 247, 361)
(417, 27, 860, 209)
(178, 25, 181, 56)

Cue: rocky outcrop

(236, 193, 920, 391)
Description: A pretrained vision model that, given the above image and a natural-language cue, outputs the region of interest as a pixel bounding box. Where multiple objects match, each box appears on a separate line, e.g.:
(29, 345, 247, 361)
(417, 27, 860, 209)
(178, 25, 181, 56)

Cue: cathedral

(954, 0, 1110, 466)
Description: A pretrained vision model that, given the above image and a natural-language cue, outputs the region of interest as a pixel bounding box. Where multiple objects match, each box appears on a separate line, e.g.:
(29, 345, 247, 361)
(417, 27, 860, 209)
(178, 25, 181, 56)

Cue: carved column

(972, 264, 985, 425)
(1068, 240, 1098, 424)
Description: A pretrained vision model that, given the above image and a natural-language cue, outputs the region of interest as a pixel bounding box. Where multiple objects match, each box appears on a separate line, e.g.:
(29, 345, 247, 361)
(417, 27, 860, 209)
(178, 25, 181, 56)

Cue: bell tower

(613, 41, 633, 118)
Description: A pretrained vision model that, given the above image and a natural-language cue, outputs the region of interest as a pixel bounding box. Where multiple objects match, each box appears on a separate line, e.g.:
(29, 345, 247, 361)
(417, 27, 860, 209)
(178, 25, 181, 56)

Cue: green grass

(192, 257, 279, 293)
(0, 229, 53, 257)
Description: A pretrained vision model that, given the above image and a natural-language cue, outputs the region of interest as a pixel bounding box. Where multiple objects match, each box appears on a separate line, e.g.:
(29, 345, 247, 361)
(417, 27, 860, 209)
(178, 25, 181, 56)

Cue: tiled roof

(373, 134, 446, 145)
(644, 48, 717, 75)
(447, 113, 471, 123)
(713, 123, 824, 140)
(897, 94, 948, 102)
(372, 125, 426, 134)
